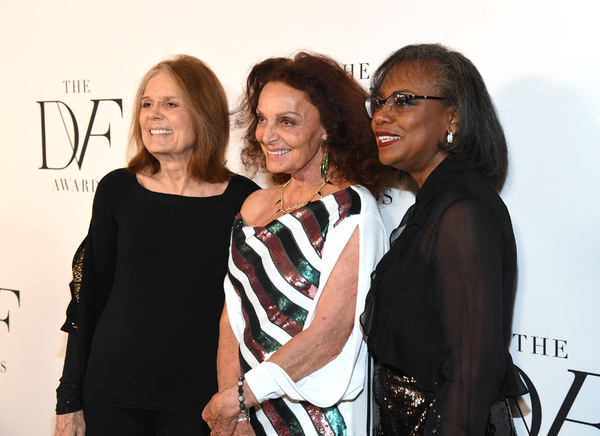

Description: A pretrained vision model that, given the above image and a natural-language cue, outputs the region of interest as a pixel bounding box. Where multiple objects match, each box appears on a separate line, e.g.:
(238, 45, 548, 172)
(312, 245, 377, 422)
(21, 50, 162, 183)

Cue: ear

(321, 130, 328, 143)
(447, 107, 459, 135)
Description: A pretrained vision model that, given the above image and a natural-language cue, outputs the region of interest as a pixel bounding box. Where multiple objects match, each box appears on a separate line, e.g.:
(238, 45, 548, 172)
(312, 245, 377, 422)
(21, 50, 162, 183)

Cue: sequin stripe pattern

(229, 187, 360, 436)
(304, 403, 347, 436)
(239, 350, 348, 436)
(250, 397, 348, 436)
(229, 272, 286, 361)
(229, 229, 310, 356)
(332, 188, 361, 227)
(229, 188, 361, 361)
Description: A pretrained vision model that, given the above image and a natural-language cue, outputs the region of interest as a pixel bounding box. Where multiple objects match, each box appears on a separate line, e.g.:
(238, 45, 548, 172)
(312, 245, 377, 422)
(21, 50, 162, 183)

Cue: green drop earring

(320, 147, 329, 179)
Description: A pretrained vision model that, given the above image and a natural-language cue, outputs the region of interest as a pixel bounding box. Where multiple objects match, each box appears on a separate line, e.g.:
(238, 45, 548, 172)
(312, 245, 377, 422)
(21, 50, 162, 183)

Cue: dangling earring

(447, 131, 454, 144)
(320, 146, 329, 179)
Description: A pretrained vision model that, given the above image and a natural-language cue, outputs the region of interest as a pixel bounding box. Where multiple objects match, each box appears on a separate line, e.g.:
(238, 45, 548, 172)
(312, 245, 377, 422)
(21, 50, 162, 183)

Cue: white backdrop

(1, 1, 599, 435)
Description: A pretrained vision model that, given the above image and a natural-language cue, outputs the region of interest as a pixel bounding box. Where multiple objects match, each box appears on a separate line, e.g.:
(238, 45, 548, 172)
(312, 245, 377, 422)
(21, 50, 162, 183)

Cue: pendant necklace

(274, 177, 331, 217)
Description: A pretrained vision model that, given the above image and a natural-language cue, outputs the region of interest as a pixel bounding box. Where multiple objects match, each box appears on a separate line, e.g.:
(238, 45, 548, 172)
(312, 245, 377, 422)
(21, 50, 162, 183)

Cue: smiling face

(139, 71, 196, 165)
(255, 81, 327, 180)
(372, 63, 457, 187)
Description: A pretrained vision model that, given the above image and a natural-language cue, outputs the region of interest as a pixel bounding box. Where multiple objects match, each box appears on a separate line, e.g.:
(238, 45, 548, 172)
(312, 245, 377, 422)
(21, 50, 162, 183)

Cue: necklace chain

(275, 177, 330, 217)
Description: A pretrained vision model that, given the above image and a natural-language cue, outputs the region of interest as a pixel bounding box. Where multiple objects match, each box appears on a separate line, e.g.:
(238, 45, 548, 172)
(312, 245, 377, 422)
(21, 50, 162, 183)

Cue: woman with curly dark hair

(237, 52, 385, 194)
(202, 52, 388, 436)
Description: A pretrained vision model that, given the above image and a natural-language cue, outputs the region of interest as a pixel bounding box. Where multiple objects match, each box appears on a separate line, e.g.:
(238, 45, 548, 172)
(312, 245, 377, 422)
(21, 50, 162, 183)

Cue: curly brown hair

(236, 51, 385, 195)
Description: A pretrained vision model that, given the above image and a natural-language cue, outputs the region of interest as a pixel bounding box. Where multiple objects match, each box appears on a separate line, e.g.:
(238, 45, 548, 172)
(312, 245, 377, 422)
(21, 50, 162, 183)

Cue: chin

(378, 148, 407, 169)
(378, 155, 399, 169)
(265, 163, 286, 174)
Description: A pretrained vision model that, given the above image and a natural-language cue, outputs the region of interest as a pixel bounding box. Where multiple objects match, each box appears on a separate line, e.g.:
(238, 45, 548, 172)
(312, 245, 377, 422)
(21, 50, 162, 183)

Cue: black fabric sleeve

(55, 169, 123, 414)
(425, 197, 507, 435)
(56, 239, 86, 414)
(56, 331, 84, 414)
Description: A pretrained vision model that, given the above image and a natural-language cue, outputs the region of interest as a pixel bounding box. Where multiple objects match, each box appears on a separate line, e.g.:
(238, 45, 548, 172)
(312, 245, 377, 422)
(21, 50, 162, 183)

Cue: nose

(256, 122, 278, 145)
(372, 104, 393, 125)
(148, 104, 163, 120)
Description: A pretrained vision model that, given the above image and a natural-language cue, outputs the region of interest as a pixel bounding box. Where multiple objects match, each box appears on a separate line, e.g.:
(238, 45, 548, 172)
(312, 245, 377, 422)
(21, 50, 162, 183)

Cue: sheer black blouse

(362, 158, 526, 434)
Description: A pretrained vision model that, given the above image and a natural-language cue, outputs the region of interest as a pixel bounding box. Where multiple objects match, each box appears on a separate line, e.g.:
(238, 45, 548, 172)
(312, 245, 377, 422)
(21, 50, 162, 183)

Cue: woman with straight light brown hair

(54, 55, 259, 436)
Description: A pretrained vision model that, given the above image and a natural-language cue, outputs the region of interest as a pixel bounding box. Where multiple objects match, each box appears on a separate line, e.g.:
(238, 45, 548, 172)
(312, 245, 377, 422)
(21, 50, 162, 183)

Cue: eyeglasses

(365, 93, 444, 118)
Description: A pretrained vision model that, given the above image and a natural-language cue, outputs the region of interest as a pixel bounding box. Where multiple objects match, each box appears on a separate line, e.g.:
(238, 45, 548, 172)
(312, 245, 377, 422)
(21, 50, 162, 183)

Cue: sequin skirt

(373, 362, 517, 435)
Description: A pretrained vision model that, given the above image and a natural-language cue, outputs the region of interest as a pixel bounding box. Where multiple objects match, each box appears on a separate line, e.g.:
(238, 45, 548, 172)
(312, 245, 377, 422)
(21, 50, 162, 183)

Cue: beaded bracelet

(237, 375, 250, 422)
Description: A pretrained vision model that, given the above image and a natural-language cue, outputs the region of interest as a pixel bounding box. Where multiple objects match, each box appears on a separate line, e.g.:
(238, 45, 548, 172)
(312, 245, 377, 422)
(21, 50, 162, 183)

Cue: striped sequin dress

(224, 186, 388, 436)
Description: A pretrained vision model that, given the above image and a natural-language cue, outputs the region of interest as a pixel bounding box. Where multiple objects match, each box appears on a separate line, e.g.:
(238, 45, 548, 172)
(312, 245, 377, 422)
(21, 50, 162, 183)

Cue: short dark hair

(128, 54, 231, 183)
(371, 43, 508, 190)
(237, 51, 384, 195)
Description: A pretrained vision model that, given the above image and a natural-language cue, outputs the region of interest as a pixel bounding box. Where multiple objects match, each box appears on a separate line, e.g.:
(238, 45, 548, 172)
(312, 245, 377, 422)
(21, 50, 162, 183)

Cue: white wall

(1, 1, 598, 434)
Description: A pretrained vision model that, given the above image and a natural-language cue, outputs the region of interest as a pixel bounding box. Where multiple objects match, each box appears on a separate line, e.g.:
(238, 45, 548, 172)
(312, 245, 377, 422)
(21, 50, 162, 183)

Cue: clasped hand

(203, 386, 255, 436)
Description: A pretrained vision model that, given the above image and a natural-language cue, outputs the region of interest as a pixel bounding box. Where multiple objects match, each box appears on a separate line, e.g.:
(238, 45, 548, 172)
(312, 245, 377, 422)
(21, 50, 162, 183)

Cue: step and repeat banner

(1, 0, 599, 434)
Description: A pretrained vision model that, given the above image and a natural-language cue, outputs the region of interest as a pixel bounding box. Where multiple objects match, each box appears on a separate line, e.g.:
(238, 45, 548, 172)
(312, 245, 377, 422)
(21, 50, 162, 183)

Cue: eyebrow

(141, 95, 181, 100)
(378, 90, 413, 98)
(256, 109, 302, 118)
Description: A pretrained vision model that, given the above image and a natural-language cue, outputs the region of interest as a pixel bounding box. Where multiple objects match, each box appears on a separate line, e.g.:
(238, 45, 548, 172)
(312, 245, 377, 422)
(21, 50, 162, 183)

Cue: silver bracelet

(237, 375, 250, 422)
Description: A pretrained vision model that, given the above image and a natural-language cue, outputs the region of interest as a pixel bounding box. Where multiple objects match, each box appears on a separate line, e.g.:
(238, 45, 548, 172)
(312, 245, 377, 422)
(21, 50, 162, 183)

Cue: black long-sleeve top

(362, 158, 526, 435)
(56, 169, 259, 413)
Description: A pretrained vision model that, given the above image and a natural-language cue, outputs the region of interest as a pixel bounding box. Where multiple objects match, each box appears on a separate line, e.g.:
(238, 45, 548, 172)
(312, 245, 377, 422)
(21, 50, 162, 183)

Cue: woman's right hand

(55, 411, 85, 436)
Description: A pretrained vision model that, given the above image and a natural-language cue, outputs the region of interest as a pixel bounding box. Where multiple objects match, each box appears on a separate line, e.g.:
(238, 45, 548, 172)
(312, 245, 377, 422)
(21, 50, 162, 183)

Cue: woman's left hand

(233, 420, 256, 436)
(202, 386, 243, 436)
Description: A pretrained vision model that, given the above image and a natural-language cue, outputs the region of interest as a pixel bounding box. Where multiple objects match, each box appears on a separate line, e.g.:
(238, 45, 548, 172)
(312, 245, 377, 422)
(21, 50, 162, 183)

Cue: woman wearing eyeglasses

(361, 44, 527, 435)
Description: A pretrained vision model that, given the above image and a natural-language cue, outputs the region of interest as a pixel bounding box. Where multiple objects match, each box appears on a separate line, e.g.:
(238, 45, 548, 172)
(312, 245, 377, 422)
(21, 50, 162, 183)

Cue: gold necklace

(275, 177, 331, 216)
